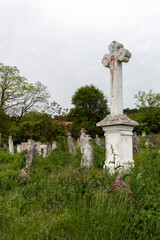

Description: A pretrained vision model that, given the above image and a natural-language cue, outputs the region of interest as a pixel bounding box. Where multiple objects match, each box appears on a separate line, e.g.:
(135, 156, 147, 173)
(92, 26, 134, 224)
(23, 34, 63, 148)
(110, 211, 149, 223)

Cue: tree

(134, 90, 160, 133)
(44, 101, 69, 119)
(70, 85, 109, 137)
(0, 63, 50, 122)
(134, 90, 160, 108)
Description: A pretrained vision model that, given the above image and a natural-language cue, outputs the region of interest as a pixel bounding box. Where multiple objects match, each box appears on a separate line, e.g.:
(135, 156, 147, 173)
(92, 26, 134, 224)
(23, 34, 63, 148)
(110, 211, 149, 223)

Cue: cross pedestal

(97, 41, 138, 174)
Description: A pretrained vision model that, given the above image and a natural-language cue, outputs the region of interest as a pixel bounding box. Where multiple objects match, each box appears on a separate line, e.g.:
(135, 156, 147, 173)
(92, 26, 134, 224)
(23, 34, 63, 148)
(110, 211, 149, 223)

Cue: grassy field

(0, 136, 160, 239)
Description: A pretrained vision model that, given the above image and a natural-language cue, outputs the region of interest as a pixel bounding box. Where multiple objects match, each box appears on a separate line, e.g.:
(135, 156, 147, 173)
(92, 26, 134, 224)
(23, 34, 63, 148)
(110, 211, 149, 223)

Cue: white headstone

(81, 134, 93, 168)
(80, 129, 93, 167)
(80, 128, 86, 153)
(8, 135, 14, 154)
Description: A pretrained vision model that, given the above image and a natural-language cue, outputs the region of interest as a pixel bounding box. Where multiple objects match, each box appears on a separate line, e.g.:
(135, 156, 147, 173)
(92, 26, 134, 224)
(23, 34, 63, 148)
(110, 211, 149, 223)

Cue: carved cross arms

(102, 41, 131, 68)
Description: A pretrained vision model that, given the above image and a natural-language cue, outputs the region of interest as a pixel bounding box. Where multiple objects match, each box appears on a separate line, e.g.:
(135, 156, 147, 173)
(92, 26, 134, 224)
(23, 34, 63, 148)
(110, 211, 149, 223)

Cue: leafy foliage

(0, 63, 50, 122)
(71, 84, 108, 122)
(0, 135, 160, 239)
(134, 90, 160, 133)
(124, 90, 160, 134)
(134, 90, 160, 108)
(70, 85, 109, 137)
(8, 112, 66, 143)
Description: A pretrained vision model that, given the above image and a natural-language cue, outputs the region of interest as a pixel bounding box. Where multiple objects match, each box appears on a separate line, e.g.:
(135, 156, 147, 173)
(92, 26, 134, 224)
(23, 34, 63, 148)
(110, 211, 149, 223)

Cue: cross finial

(102, 41, 131, 68)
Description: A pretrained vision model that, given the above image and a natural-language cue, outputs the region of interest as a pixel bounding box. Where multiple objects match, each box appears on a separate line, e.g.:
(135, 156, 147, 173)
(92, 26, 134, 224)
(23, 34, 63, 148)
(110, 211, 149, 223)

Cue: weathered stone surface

(133, 132, 141, 152)
(52, 141, 58, 150)
(95, 134, 100, 145)
(102, 41, 131, 115)
(109, 177, 133, 195)
(8, 135, 14, 154)
(102, 125, 134, 173)
(17, 144, 21, 153)
(80, 129, 86, 153)
(151, 132, 159, 146)
(16, 139, 55, 157)
(40, 144, 48, 157)
(97, 114, 138, 127)
(26, 140, 37, 168)
(67, 132, 76, 154)
(142, 131, 146, 137)
(76, 137, 80, 147)
(35, 142, 41, 154)
(95, 134, 105, 148)
(97, 41, 138, 174)
(21, 142, 28, 151)
(43, 145, 48, 157)
(48, 144, 52, 156)
(145, 138, 150, 147)
(18, 169, 29, 181)
(80, 129, 93, 168)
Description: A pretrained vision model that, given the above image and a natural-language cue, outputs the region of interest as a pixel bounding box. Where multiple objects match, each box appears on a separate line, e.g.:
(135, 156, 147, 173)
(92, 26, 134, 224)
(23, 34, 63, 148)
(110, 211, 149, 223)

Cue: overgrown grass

(0, 136, 160, 239)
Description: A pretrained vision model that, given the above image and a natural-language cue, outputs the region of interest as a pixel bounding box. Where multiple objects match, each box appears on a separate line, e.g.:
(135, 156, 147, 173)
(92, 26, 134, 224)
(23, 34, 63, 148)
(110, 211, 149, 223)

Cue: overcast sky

(0, 0, 160, 110)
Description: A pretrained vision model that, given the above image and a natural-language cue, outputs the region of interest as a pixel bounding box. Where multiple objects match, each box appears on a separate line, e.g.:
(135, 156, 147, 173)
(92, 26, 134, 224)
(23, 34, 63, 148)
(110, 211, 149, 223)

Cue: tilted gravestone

(18, 169, 29, 181)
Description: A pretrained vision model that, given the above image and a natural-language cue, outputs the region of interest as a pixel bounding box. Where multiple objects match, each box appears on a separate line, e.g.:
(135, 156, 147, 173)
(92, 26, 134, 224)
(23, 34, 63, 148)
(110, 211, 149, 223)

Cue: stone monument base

(97, 114, 138, 174)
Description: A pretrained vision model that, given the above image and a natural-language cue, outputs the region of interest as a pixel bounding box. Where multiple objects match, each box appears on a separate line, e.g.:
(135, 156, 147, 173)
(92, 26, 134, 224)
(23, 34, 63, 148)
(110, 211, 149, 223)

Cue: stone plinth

(97, 114, 138, 173)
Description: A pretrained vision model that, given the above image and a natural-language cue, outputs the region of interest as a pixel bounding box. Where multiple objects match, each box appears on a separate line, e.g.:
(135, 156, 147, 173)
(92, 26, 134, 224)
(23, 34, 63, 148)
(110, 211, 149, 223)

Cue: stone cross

(102, 41, 131, 115)
(97, 41, 138, 174)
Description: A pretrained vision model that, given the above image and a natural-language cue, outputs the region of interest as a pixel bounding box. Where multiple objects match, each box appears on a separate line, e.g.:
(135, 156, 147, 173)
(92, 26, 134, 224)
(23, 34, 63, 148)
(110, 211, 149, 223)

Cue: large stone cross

(102, 41, 131, 115)
(97, 41, 138, 174)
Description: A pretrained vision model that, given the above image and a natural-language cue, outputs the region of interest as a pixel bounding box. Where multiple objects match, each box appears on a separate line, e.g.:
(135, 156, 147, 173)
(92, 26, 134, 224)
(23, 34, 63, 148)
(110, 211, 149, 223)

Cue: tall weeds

(0, 136, 160, 239)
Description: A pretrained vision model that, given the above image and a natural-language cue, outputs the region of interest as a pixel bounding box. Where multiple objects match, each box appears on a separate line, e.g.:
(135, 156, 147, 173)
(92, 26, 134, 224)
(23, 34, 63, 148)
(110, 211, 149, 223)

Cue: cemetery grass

(0, 137, 160, 239)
